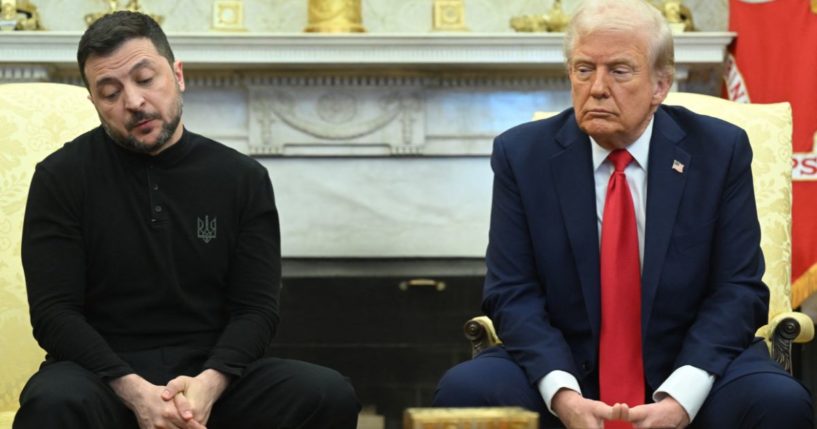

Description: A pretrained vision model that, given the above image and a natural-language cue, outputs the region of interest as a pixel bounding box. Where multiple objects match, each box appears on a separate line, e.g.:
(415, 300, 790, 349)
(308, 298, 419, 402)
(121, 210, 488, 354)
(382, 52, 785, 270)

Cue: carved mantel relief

(249, 83, 424, 156)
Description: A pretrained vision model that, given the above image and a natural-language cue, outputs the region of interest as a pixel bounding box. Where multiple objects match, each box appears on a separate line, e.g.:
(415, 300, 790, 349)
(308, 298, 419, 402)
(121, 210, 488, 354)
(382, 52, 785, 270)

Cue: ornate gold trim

(212, 0, 246, 32)
(793, 263, 817, 308)
(304, 0, 365, 33)
(405, 407, 538, 428)
(432, 0, 468, 32)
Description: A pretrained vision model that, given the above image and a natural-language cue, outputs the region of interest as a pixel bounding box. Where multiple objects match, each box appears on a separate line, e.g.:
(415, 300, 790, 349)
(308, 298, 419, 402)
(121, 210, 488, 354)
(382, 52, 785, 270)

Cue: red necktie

(599, 149, 644, 428)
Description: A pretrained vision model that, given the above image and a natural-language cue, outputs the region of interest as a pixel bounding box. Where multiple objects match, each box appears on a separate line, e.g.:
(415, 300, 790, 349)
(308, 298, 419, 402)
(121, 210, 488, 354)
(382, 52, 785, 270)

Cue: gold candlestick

(304, 0, 365, 33)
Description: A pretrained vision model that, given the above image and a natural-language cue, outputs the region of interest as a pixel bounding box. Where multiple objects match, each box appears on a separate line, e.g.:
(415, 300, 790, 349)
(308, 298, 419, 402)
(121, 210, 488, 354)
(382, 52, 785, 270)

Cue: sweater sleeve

(203, 167, 281, 377)
(22, 162, 134, 380)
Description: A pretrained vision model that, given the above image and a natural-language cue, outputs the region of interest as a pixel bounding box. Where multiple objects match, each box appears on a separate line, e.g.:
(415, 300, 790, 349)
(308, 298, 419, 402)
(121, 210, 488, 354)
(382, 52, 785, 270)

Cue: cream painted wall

(33, 0, 727, 33)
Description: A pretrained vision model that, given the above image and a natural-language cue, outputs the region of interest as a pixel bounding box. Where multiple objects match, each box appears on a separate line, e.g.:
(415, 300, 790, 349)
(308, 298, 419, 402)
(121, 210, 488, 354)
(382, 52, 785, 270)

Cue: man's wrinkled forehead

(91, 58, 157, 90)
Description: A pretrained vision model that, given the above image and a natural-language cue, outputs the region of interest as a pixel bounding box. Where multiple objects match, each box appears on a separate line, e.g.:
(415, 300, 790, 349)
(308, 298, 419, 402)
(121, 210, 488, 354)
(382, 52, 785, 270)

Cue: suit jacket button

(581, 361, 591, 372)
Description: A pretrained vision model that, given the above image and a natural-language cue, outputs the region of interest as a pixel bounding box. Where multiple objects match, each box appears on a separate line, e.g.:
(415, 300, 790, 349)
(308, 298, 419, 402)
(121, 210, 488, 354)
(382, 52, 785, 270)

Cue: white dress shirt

(537, 116, 714, 421)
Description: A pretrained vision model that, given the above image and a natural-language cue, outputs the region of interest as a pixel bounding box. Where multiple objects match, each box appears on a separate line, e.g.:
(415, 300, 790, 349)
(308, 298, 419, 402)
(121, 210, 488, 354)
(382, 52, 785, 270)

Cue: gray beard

(102, 96, 183, 155)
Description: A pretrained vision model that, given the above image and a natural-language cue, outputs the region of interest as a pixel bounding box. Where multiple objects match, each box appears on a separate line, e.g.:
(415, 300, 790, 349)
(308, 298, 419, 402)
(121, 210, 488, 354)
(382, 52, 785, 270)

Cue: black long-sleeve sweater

(21, 126, 281, 380)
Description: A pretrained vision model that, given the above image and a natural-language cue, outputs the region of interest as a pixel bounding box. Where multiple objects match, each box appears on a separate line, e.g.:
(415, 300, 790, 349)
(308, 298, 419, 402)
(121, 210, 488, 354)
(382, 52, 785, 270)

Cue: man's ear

(652, 72, 672, 105)
(173, 60, 186, 92)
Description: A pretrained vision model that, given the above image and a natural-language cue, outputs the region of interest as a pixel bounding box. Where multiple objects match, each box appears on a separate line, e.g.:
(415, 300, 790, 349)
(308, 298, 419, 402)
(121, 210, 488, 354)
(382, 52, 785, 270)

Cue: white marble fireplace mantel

(1, 32, 733, 68)
(0, 32, 734, 259)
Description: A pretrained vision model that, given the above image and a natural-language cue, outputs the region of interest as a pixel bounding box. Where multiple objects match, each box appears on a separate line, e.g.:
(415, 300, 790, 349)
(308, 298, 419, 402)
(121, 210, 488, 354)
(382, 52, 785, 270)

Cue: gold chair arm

(464, 316, 502, 358)
(756, 311, 815, 373)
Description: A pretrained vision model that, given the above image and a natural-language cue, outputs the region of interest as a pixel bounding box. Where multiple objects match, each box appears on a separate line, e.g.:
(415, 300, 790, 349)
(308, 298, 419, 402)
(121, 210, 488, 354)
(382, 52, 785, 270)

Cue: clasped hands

(552, 389, 690, 429)
(110, 369, 230, 429)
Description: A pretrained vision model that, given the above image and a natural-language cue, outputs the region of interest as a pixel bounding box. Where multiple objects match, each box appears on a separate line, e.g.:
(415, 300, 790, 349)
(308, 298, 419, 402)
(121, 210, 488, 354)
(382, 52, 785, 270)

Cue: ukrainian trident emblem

(197, 216, 217, 243)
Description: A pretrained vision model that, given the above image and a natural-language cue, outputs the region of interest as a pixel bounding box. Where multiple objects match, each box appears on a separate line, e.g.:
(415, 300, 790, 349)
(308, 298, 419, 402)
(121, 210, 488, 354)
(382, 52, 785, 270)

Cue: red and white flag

(727, 0, 817, 310)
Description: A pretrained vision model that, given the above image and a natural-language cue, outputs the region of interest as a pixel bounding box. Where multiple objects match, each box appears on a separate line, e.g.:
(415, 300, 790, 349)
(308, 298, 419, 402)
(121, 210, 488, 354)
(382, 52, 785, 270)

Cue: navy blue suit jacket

(483, 105, 770, 396)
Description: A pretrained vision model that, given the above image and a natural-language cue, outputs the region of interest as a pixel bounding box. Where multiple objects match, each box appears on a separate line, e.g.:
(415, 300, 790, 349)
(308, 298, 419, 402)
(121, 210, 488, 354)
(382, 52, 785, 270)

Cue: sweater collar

(108, 126, 196, 168)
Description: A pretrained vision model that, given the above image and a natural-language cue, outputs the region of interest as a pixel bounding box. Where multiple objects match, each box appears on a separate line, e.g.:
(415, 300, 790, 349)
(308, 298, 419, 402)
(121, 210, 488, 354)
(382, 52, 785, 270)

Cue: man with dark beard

(14, 11, 360, 429)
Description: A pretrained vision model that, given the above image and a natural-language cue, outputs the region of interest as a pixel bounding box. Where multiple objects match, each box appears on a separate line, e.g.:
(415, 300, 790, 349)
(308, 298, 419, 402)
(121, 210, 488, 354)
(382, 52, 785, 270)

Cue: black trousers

(14, 347, 360, 429)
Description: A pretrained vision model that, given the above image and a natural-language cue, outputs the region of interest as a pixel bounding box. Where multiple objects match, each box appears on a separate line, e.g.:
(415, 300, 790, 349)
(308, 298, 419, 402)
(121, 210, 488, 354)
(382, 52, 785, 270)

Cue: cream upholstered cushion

(0, 83, 98, 426)
(533, 92, 814, 347)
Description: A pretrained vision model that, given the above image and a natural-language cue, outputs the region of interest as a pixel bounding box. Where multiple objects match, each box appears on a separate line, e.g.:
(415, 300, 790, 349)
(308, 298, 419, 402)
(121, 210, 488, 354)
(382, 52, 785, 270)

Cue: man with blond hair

(434, 1, 813, 428)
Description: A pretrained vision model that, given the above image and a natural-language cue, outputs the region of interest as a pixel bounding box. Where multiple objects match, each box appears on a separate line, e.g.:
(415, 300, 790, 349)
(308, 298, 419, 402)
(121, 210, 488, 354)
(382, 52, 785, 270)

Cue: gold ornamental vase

(304, 0, 365, 33)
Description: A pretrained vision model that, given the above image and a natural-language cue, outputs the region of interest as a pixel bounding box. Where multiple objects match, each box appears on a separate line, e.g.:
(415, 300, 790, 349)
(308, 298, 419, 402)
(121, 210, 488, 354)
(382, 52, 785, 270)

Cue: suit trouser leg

(13, 361, 138, 429)
(207, 357, 360, 429)
(691, 341, 813, 429)
(433, 342, 815, 429)
(433, 346, 563, 429)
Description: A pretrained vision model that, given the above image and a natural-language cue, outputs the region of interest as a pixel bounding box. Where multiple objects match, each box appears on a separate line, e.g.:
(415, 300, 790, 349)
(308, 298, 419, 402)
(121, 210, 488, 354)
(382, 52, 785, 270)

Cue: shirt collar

(590, 115, 653, 172)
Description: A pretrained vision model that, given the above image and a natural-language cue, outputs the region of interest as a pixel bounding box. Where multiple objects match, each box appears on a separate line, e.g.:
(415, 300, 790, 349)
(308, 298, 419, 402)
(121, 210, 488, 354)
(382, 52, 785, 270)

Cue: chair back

(0, 83, 98, 419)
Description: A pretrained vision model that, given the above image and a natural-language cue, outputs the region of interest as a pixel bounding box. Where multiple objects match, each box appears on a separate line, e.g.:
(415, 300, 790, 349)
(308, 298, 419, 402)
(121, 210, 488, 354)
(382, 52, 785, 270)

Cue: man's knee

(434, 360, 492, 406)
(231, 358, 360, 429)
(20, 362, 99, 407)
(15, 362, 128, 429)
(746, 373, 813, 427)
(698, 372, 813, 429)
(434, 350, 540, 409)
(291, 364, 360, 419)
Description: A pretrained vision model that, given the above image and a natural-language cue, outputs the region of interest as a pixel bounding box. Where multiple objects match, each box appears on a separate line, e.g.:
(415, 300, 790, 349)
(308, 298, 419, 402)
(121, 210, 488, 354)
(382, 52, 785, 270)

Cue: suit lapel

(642, 107, 690, 334)
(550, 118, 602, 341)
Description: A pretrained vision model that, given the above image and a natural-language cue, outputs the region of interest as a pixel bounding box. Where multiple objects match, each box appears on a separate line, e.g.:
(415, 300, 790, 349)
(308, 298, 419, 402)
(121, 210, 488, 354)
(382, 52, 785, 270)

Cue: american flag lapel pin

(672, 160, 685, 174)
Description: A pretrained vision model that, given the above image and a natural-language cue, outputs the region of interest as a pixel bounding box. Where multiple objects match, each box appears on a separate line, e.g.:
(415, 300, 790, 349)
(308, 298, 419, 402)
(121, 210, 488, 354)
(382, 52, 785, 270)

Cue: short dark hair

(77, 11, 174, 88)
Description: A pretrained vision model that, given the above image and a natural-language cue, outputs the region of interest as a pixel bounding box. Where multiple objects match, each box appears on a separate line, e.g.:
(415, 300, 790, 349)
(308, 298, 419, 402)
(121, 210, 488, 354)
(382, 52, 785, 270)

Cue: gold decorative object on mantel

(85, 0, 164, 27)
(510, 0, 568, 33)
(304, 0, 365, 33)
(0, 0, 44, 31)
(655, 0, 694, 33)
(545, 0, 569, 32)
(212, 0, 245, 31)
(509, 15, 546, 33)
(432, 0, 468, 32)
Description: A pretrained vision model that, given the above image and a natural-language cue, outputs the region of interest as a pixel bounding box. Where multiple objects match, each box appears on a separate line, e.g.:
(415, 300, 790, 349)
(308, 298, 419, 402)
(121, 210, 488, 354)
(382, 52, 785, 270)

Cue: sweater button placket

(147, 163, 163, 224)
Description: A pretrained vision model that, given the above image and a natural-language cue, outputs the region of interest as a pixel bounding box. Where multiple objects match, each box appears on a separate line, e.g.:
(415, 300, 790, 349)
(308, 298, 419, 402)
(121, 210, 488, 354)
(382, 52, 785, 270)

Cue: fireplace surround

(278, 258, 485, 428)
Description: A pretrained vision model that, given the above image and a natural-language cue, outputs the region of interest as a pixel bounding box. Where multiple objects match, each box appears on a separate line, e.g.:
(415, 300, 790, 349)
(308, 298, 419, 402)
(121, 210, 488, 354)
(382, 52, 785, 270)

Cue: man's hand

(552, 389, 626, 429)
(628, 396, 690, 429)
(161, 369, 231, 426)
(109, 373, 206, 429)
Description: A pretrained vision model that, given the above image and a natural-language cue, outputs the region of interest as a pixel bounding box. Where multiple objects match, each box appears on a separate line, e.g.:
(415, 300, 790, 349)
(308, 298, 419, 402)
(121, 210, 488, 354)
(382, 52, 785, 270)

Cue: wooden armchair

(0, 83, 98, 428)
(465, 92, 815, 374)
